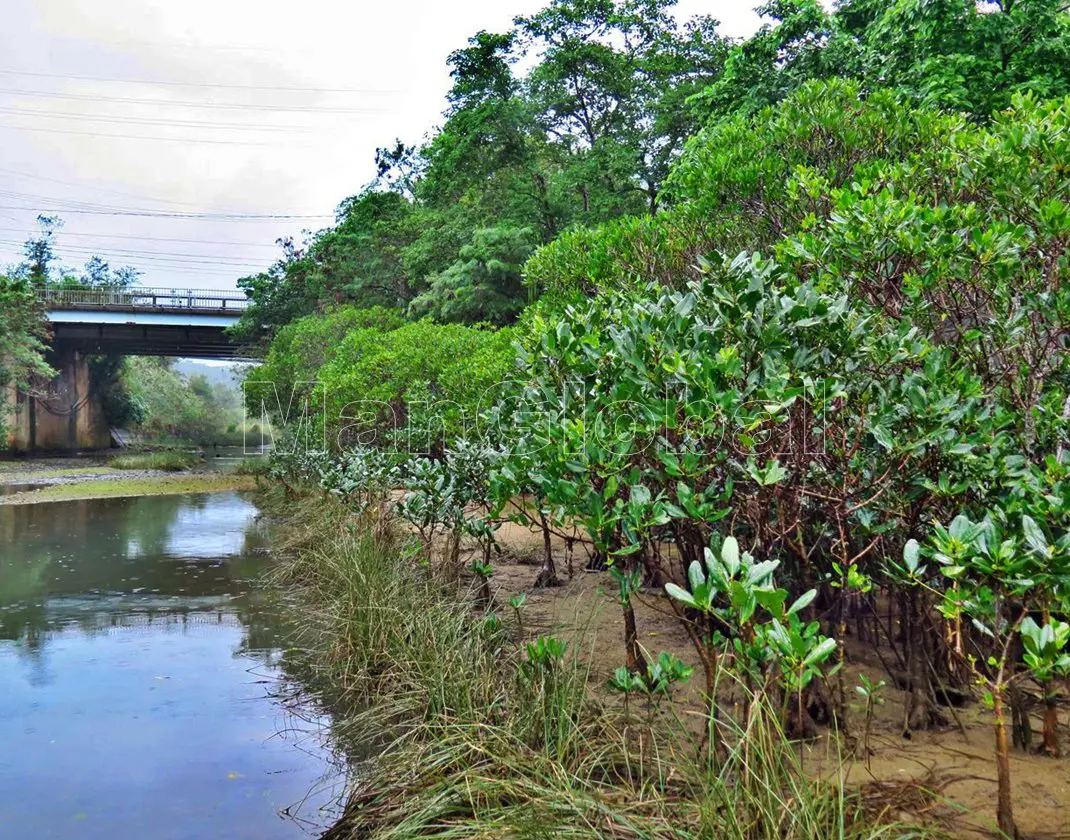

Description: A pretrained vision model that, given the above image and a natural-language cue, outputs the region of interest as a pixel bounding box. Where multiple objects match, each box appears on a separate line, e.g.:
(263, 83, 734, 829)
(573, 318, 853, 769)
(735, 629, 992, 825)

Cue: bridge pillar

(3, 346, 112, 453)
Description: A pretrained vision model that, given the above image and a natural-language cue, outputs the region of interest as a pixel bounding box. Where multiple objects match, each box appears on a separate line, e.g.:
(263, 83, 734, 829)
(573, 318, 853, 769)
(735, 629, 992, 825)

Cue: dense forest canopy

(232, 0, 1070, 344)
(232, 0, 734, 340)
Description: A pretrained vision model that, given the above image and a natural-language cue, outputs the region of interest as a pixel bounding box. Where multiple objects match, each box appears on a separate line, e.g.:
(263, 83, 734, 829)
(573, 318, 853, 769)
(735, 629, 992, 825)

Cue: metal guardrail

(41, 285, 249, 312)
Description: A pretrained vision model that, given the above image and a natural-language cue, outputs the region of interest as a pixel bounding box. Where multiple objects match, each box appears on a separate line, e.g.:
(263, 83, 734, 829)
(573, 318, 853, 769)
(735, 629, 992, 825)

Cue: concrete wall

(3, 348, 111, 452)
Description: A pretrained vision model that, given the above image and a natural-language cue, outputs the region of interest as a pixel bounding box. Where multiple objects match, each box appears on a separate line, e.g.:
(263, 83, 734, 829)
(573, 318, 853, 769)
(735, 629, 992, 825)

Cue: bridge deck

(41, 286, 251, 359)
(42, 285, 248, 315)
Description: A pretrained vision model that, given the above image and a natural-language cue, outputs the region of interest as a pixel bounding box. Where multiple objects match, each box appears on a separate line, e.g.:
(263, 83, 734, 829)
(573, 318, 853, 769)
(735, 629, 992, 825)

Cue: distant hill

(173, 360, 255, 390)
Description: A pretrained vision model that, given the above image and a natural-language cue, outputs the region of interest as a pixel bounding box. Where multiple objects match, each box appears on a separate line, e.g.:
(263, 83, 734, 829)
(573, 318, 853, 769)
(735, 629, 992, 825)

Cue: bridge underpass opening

(4, 286, 251, 452)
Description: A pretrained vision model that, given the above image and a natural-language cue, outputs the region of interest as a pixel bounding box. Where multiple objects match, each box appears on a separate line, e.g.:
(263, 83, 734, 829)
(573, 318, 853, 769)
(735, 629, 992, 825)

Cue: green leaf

(870, 424, 893, 451)
(1022, 515, 1049, 555)
(687, 560, 706, 593)
(788, 589, 817, 616)
(747, 559, 780, 585)
(949, 514, 975, 542)
(902, 539, 921, 574)
(721, 536, 740, 575)
(603, 475, 618, 500)
(630, 484, 651, 506)
(803, 637, 838, 667)
(665, 582, 697, 610)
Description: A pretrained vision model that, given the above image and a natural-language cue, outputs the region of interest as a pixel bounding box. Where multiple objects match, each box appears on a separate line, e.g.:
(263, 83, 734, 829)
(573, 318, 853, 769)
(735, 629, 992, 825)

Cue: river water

(0, 491, 341, 839)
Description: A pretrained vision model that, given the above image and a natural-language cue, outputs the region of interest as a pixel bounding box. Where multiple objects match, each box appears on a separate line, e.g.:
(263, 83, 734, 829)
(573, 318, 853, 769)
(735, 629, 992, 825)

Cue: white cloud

(0, 0, 764, 291)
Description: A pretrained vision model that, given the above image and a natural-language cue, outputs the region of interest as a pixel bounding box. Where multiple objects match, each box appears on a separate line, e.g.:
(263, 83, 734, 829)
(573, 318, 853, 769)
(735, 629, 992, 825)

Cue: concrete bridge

(44, 285, 247, 358)
(4, 286, 250, 452)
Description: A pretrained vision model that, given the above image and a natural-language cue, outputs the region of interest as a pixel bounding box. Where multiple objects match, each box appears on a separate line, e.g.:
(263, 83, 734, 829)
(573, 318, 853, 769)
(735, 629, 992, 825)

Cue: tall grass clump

(264, 488, 938, 840)
(109, 451, 202, 472)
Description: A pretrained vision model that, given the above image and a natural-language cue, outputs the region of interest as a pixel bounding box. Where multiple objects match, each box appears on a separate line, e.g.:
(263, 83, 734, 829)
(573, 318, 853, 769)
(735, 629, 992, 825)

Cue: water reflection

(0, 492, 339, 839)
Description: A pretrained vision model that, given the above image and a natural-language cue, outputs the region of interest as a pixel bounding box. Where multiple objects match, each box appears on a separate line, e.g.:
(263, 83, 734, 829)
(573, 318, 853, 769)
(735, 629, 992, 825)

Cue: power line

(0, 67, 389, 95)
(0, 226, 283, 248)
(0, 67, 399, 95)
(0, 166, 244, 209)
(0, 188, 314, 218)
(0, 234, 280, 264)
(0, 241, 264, 265)
(0, 204, 331, 220)
(0, 122, 326, 147)
(0, 105, 322, 132)
(0, 253, 243, 277)
(0, 87, 386, 113)
(0, 187, 188, 213)
(0, 241, 256, 267)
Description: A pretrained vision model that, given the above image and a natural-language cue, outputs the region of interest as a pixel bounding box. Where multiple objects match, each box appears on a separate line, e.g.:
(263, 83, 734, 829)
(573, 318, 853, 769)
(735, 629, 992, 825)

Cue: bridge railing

(41, 285, 249, 312)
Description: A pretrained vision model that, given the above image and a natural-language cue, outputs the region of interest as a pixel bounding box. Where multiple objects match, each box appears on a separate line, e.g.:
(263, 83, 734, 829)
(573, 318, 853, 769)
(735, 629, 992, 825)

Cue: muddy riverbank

(0, 452, 259, 505)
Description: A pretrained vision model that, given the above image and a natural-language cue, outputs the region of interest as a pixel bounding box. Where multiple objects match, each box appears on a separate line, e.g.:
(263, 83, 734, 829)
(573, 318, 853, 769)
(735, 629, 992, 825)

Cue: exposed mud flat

(0, 456, 254, 504)
(480, 520, 1070, 840)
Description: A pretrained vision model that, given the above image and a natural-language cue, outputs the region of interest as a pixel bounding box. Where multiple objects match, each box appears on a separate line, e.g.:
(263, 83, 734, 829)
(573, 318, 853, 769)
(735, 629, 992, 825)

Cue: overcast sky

(0, 1, 764, 292)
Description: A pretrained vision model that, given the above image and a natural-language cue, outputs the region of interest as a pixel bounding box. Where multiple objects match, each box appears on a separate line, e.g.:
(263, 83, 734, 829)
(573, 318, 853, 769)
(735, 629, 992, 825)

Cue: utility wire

(0, 186, 327, 218)
(0, 241, 267, 266)
(0, 166, 256, 209)
(0, 105, 321, 132)
(0, 226, 283, 248)
(0, 87, 386, 113)
(0, 67, 399, 94)
(0, 204, 331, 220)
(0, 188, 329, 219)
(0, 122, 327, 147)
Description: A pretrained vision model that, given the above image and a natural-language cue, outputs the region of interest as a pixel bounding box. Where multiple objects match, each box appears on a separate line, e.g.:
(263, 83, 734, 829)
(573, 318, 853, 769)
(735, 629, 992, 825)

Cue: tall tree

(693, 0, 1070, 121)
(516, 0, 728, 214)
(20, 215, 62, 285)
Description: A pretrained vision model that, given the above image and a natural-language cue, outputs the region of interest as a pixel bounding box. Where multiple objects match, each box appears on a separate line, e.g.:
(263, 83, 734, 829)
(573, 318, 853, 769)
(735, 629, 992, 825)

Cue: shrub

(257, 313, 517, 452)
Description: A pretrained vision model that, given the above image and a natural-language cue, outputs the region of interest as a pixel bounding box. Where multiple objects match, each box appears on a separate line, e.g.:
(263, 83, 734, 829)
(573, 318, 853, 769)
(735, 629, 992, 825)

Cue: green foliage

(246, 305, 406, 425)
(664, 536, 835, 699)
(256, 308, 515, 451)
(525, 634, 567, 667)
(897, 505, 1070, 834)
(233, 192, 419, 344)
(89, 354, 145, 428)
(408, 225, 535, 325)
(0, 273, 53, 448)
(235, 0, 729, 337)
(251, 18, 1070, 832)
(0, 274, 53, 391)
(269, 489, 934, 840)
(608, 651, 693, 698)
(122, 358, 241, 445)
(692, 0, 1070, 121)
(529, 79, 962, 299)
(1021, 617, 1070, 685)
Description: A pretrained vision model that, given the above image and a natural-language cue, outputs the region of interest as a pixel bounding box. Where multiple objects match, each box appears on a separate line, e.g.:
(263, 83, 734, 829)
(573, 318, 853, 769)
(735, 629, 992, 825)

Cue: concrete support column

(3, 346, 111, 453)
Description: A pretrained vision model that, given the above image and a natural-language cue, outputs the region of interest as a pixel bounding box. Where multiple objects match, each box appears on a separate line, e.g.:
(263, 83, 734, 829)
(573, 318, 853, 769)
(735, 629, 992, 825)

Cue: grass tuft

(109, 451, 202, 472)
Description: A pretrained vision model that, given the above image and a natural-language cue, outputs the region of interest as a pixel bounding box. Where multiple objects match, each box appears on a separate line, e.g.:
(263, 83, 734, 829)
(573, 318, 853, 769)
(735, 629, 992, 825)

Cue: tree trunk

(1041, 690, 1060, 758)
(993, 688, 1019, 839)
(1010, 684, 1031, 752)
(477, 543, 492, 606)
(835, 597, 851, 738)
(533, 513, 559, 589)
(623, 599, 647, 674)
(700, 644, 723, 767)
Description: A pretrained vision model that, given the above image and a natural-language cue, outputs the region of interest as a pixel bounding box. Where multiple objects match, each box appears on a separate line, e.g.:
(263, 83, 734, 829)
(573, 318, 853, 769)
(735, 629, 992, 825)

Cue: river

(0, 490, 341, 839)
